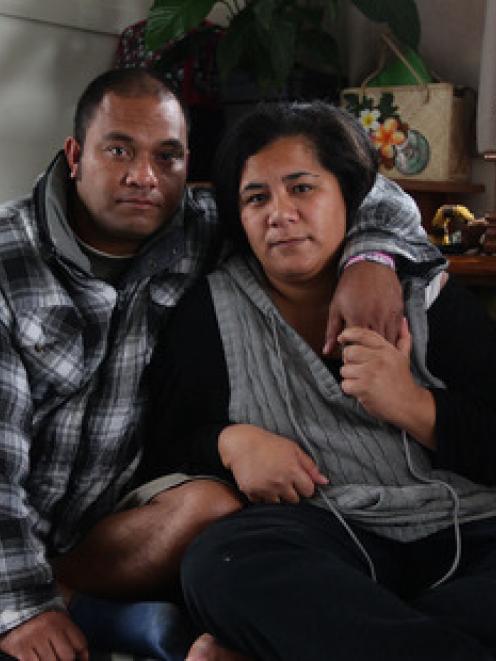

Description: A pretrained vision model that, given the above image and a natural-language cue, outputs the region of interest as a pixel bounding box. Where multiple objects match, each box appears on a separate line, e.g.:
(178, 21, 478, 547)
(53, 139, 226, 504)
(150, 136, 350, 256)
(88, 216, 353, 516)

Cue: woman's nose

(267, 195, 298, 226)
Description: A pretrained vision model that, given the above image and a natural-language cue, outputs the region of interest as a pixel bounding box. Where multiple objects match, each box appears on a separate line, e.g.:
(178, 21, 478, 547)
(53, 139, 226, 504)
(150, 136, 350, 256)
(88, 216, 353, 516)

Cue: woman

(145, 102, 496, 661)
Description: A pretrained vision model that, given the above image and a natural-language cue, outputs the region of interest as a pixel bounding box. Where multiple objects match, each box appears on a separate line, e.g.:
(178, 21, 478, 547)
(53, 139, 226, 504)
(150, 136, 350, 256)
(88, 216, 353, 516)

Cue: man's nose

(267, 194, 298, 226)
(124, 155, 159, 188)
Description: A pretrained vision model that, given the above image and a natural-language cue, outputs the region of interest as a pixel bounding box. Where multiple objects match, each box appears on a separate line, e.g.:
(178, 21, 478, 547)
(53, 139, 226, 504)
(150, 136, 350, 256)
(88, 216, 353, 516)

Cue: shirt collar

(37, 151, 188, 283)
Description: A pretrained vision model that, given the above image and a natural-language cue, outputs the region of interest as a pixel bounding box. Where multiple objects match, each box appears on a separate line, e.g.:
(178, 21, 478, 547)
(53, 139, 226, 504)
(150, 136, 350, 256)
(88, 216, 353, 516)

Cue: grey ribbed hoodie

(209, 255, 496, 543)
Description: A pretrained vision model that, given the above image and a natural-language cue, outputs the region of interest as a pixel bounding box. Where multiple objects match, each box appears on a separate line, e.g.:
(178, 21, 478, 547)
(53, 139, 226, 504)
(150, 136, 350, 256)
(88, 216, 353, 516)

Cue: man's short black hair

(212, 101, 379, 252)
(74, 67, 188, 147)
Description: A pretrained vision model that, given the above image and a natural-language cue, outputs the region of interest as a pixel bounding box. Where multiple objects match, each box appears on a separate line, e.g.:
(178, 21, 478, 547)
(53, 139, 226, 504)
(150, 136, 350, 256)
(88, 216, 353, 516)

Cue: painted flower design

(359, 108, 380, 132)
(371, 117, 407, 166)
(344, 91, 429, 173)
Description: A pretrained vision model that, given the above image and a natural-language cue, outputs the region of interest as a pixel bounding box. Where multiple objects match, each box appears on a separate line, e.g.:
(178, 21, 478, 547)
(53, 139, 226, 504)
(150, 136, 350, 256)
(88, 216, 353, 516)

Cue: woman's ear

(64, 136, 81, 180)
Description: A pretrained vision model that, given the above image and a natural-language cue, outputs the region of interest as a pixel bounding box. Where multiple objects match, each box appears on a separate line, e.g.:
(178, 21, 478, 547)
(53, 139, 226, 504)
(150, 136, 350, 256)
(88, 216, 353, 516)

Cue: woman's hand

(218, 424, 329, 504)
(339, 319, 436, 449)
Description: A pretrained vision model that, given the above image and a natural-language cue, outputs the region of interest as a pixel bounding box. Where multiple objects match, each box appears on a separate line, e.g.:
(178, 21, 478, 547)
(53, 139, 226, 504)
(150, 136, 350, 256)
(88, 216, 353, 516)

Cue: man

(0, 68, 443, 658)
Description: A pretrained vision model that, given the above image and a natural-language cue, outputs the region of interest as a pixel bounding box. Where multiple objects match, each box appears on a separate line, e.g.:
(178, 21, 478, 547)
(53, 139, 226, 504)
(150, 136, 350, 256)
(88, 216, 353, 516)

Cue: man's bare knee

(150, 479, 243, 526)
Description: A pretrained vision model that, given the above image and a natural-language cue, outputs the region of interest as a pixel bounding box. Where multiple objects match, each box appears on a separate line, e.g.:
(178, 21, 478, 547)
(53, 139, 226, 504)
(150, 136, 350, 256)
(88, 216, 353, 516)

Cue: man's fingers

(396, 317, 412, 357)
(323, 310, 344, 355)
(382, 304, 404, 345)
(45, 635, 71, 661)
(338, 326, 387, 351)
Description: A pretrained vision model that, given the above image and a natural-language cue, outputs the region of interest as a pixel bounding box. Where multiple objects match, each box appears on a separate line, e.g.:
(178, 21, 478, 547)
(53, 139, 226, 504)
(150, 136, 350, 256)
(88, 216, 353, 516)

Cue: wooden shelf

(395, 179, 485, 195)
(447, 255, 496, 286)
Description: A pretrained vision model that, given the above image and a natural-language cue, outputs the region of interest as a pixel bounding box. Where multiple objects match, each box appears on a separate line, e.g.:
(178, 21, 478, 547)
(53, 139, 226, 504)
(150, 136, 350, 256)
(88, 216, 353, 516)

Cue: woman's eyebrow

(282, 171, 320, 182)
(240, 171, 321, 194)
(240, 181, 267, 194)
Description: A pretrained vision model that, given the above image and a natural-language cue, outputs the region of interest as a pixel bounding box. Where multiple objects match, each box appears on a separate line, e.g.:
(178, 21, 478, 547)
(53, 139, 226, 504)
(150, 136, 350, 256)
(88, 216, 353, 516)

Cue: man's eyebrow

(103, 131, 134, 143)
(158, 139, 185, 153)
(102, 134, 184, 151)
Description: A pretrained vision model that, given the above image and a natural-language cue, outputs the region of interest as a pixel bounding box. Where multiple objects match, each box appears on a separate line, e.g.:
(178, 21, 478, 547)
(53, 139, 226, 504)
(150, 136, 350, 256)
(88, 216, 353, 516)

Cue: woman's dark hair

(212, 101, 379, 251)
(74, 67, 188, 148)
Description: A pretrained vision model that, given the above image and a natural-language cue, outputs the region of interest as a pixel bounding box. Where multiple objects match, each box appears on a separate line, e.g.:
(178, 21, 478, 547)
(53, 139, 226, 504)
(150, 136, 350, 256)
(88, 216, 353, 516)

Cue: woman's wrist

(399, 386, 437, 449)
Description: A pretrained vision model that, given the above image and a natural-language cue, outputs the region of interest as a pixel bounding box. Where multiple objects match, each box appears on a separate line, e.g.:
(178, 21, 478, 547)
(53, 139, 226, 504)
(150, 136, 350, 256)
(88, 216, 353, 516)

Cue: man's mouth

(117, 197, 160, 208)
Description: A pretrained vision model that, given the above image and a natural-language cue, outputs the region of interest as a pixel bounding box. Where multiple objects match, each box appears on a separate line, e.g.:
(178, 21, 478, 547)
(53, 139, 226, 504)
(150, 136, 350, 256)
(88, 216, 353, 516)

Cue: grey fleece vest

(209, 256, 496, 542)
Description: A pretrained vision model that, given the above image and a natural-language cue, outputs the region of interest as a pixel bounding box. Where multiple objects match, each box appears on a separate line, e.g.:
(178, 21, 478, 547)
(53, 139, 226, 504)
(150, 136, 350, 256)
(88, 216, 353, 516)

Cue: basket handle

(360, 31, 430, 104)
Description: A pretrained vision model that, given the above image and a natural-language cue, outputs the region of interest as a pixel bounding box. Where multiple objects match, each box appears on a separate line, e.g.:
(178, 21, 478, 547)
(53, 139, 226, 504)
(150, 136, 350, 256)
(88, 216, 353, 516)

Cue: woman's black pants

(182, 503, 496, 660)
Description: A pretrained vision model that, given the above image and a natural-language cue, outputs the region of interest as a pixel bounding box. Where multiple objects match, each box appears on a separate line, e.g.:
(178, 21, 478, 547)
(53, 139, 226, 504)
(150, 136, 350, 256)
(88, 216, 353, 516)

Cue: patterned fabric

(115, 20, 222, 107)
(0, 148, 441, 635)
(208, 257, 496, 541)
(0, 153, 219, 634)
(341, 174, 445, 273)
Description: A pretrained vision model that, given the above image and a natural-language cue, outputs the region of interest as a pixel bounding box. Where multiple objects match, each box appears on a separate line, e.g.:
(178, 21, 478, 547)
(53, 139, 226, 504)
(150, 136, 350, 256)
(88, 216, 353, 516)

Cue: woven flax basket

(341, 82, 472, 182)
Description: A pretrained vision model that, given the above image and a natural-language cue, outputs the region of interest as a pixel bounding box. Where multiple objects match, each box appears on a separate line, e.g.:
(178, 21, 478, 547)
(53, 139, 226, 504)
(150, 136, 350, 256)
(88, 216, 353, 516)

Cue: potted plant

(145, 0, 420, 96)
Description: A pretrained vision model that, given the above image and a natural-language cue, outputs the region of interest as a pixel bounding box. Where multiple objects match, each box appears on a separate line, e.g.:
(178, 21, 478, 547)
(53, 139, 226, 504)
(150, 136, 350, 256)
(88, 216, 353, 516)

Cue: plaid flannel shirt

(0, 152, 443, 634)
(0, 153, 220, 633)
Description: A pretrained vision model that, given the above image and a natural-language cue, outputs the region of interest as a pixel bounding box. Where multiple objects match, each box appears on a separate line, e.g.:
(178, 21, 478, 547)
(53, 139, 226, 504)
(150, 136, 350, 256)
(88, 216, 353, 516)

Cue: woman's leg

(182, 505, 494, 661)
(410, 517, 496, 656)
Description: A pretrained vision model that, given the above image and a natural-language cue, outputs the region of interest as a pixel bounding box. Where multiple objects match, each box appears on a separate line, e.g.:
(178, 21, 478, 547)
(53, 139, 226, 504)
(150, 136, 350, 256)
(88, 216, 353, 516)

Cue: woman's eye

(242, 193, 267, 206)
(293, 183, 312, 193)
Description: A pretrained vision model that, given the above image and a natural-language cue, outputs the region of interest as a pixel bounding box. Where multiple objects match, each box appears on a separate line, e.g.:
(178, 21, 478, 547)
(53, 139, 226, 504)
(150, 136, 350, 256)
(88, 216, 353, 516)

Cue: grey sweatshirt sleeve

(340, 174, 446, 278)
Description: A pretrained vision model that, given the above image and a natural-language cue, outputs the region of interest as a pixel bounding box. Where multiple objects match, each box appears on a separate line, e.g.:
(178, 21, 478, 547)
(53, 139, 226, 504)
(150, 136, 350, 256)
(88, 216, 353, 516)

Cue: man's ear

(64, 137, 81, 180)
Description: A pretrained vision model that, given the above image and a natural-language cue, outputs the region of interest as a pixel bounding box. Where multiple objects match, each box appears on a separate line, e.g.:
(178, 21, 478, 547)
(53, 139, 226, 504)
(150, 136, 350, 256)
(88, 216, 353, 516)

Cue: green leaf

(323, 0, 340, 25)
(343, 92, 360, 115)
(297, 28, 341, 74)
(377, 92, 399, 119)
(350, 0, 420, 50)
(216, 8, 256, 82)
(287, 4, 324, 29)
(145, 0, 216, 51)
(252, 0, 279, 30)
(266, 14, 297, 90)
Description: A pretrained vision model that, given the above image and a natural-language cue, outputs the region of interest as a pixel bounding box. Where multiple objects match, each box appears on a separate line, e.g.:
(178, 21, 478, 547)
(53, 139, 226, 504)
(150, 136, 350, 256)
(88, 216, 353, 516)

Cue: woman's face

(239, 135, 346, 286)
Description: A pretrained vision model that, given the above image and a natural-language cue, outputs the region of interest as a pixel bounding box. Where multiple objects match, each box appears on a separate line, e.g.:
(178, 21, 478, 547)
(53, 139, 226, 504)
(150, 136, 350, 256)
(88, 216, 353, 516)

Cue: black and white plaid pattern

(0, 157, 441, 634)
(341, 175, 444, 272)
(0, 162, 219, 633)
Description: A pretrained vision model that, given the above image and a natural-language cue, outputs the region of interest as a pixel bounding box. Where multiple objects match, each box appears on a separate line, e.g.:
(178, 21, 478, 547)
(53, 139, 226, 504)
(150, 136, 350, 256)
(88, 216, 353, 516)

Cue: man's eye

(157, 149, 183, 163)
(108, 146, 128, 157)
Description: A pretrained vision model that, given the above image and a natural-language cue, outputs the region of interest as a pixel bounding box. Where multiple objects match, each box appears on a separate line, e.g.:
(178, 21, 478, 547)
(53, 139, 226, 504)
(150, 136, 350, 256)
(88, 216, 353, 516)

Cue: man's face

(64, 91, 189, 255)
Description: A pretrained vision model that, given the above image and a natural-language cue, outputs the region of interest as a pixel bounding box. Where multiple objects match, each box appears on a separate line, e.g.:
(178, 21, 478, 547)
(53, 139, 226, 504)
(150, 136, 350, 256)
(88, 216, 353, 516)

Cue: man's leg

(182, 504, 494, 661)
(54, 479, 244, 601)
(410, 517, 496, 656)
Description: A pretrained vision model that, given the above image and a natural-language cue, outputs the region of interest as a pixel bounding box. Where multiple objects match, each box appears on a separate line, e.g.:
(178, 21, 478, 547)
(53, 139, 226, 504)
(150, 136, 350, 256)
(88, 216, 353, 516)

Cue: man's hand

(324, 261, 403, 355)
(0, 611, 88, 661)
(219, 424, 328, 503)
(339, 320, 436, 448)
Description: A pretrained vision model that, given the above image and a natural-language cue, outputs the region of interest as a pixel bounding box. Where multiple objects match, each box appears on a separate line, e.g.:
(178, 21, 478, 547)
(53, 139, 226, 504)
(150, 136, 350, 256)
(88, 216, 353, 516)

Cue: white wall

(0, 0, 151, 202)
